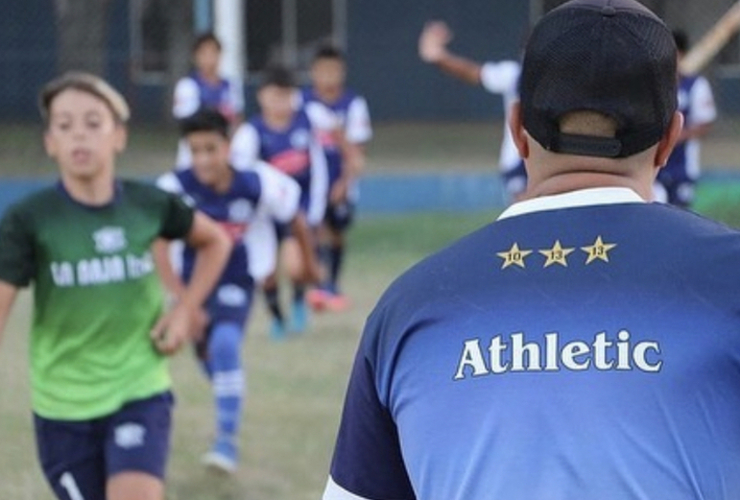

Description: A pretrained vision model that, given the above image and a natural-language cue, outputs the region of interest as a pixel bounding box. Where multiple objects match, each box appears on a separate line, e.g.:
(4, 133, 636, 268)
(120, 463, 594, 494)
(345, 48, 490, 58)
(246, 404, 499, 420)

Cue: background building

(3, 0, 740, 123)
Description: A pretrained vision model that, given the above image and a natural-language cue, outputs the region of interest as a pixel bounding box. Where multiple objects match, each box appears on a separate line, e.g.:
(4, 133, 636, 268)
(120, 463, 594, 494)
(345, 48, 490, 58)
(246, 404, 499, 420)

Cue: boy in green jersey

(0, 72, 231, 500)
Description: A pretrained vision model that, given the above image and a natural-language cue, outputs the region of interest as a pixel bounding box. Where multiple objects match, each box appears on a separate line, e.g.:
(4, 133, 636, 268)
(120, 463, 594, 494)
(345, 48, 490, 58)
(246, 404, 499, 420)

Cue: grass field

(0, 211, 497, 500)
(3, 119, 740, 499)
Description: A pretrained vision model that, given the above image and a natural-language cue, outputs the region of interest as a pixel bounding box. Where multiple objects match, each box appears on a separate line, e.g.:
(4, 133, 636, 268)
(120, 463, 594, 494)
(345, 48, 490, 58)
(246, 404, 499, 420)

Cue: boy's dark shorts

(34, 391, 174, 500)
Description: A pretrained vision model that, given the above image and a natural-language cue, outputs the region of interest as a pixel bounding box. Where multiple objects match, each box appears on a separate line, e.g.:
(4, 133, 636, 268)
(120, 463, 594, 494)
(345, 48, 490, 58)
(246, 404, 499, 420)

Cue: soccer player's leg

(104, 391, 174, 500)
(34, 415, 107, 500)
(264, 221, 289, 339)
(199, 284, 251, 472)
(282, 235, 311, 334)
(324, 200, 355, 311)
(202, 320, 246, 472)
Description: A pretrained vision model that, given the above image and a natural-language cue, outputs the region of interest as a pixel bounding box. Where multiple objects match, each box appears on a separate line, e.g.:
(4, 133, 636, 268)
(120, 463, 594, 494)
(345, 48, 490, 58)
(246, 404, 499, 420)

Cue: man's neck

(198, 69, 220, 85)
(316, 87, 343, 104)
(262, 112, 293, 130)
(61, 170, 116, 206)
(208, 167, 235, 194)
(526, 172, 652, 202)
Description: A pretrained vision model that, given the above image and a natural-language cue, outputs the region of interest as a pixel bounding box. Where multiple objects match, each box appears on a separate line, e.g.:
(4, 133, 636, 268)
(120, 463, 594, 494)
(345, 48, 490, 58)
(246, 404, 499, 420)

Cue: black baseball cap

(519, 0, 678, 158)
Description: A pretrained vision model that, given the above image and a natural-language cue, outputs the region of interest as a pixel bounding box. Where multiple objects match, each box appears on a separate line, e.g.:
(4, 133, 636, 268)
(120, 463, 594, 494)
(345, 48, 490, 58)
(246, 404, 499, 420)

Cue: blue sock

(207, 321, 245, 440)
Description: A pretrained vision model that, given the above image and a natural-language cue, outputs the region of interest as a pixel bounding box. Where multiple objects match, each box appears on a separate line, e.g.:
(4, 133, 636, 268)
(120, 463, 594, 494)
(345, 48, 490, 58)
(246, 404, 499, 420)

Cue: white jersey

(679, 75, 716, 180)
(156, 161, 292, 283)
(480, 60, 521, 173)
(299, 87, 372, 202)
(230, 113, 328, 227)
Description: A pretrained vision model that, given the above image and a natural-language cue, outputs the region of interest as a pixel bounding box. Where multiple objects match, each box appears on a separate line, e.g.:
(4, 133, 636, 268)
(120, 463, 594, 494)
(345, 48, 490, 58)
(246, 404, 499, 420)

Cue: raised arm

(419, 21, 483, 85)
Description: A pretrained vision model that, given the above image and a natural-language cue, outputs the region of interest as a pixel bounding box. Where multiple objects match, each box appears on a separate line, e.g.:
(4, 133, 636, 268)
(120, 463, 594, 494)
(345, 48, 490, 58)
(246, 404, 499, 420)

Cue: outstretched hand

(419, 21, 453, 63)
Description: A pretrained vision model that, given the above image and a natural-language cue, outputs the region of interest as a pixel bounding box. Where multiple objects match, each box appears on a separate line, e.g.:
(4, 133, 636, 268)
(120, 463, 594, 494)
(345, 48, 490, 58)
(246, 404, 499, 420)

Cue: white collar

(497, 187, 645, 221)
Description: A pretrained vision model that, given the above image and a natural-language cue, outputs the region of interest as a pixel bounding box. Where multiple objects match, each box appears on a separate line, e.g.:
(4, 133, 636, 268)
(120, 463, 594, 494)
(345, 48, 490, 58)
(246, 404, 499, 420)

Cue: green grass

(0, 211, 497, 500)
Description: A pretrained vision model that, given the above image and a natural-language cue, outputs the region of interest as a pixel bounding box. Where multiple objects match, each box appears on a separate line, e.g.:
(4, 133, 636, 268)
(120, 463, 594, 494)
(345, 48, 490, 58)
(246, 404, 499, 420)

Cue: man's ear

(654, 111, 683, 168)
(509, 101, 529, 159)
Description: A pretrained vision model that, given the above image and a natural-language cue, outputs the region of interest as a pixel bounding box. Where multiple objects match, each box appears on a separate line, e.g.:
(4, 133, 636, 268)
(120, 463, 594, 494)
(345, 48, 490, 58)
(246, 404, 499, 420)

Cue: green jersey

(0, 180, 194, 420)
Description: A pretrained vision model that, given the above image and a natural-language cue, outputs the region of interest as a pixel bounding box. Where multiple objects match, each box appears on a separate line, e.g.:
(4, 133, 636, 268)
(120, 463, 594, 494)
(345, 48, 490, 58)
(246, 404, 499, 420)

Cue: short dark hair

(258, 65, 295, 89)
(192, 32, 222, 54)
(179, 108, 229, 138)
(673, 29, 690, 53)
(313, 45, 344, 62)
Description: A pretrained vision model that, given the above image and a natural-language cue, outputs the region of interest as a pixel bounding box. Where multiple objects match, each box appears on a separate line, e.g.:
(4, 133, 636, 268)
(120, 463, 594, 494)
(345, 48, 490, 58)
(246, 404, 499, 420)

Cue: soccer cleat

(202, 437, 238, 474)
(290, 298, 309, 334)
(269, 318, 287, 340)
(325, 293, 350, 312)
(306, 289, 330, 312)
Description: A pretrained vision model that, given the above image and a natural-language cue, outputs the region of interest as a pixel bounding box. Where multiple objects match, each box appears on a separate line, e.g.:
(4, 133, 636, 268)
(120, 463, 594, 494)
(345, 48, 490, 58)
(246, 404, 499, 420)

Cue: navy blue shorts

(274, 220, 292, 242)
(34, 391, 174, 500)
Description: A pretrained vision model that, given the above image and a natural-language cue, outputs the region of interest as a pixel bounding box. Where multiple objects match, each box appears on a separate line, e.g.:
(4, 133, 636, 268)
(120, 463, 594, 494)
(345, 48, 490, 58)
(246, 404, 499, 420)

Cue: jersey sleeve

(157, 185, 195, 240)
(323, 311, 416, 500)
(346, 96, 373, 144)
(0, 203, 36, 287)
(230, 122, 261, 171)
(480, 60, 521, 95)
(172, 77, 201, 119)
(689, 76, 717, 126)
(254, 161, 301, 223)
(155, 172, 184, 195)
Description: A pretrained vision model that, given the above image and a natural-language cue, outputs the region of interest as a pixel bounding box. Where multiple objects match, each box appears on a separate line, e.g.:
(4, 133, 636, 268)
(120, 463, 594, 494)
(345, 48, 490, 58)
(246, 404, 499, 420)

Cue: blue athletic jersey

(326, 188, 740, 500)
(174, 169, 260, 322)
(189, 71, 239, 121)
(301, 87, 356, 185)
(251, 111, 313, 211)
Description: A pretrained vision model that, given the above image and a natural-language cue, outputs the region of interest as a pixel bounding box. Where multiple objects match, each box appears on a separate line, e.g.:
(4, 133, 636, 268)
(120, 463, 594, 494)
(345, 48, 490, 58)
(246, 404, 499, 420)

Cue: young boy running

(0, 72, 231, 500)
(301, 46, 372, 312)
(231, 66, 327, 338)
(155, 109, 318, 472)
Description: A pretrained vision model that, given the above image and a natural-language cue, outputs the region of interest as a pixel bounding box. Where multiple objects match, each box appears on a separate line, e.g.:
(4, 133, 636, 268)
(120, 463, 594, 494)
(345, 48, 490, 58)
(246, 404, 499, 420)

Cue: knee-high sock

(263, 286, 284, 324)
(208, 321, 245, 440)
(329, 244, 344, 293)
(317, 244, 332, 291)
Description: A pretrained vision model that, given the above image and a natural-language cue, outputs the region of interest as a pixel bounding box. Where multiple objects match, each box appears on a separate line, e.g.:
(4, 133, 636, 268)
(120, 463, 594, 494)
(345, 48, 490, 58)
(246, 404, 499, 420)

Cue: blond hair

(39, 71, 130, 125)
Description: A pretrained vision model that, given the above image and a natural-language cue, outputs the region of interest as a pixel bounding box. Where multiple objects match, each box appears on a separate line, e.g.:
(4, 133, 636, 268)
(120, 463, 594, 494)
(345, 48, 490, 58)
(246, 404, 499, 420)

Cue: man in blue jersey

(155, 109, 318, 472)
(654, 29, 717, 208)
(302, 46, 372, 313)
(323, 1, 740, 499)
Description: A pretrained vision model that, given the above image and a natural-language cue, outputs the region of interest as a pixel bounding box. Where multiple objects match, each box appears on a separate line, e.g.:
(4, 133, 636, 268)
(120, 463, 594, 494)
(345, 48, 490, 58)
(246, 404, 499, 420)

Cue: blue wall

(0, 173, 506, 217)
(1, 171, 739, 218)
(0, 0, 57, 120)
(346, 1, 529, 120)
(0, 0, 528, 123)
(3, 0, 740, 122)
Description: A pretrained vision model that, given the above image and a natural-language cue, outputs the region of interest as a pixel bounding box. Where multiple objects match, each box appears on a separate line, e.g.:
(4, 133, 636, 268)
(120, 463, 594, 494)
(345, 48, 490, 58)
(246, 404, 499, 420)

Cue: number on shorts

(59, 472, 85, 500)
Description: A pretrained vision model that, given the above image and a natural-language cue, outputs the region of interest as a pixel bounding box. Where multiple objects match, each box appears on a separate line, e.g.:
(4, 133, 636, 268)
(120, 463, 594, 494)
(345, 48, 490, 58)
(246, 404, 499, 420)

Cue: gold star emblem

(497, 243, 533, 269)
(539, 240, 575, 268)
(581, 236, 617, 264)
